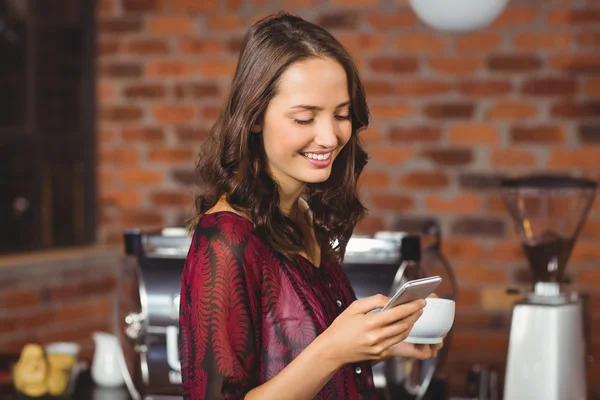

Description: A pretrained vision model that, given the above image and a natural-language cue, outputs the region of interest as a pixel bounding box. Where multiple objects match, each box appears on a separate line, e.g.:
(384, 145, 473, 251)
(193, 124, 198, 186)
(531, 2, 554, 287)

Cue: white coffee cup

(405, 297, 455, 344)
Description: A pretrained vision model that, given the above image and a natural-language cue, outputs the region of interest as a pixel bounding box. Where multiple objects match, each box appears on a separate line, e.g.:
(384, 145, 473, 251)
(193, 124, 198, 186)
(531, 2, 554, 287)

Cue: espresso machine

(501, 175, 597, 400)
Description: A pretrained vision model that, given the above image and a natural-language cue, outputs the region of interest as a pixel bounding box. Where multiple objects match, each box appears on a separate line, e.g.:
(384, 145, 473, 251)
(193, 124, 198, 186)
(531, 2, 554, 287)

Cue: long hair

(191, 12, 370, 263)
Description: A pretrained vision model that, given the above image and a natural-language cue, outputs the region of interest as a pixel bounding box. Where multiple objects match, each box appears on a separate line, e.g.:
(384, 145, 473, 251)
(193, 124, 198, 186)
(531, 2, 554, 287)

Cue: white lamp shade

(409, 0, 510, 33)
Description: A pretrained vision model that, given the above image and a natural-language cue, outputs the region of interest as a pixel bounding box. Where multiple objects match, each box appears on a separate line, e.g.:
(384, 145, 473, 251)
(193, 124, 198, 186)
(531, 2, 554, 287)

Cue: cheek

(263, 121, 305, 159)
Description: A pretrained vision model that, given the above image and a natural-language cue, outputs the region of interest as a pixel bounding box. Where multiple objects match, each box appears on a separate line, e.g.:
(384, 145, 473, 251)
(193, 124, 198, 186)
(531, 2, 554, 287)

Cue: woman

(179, 12, 443, 400)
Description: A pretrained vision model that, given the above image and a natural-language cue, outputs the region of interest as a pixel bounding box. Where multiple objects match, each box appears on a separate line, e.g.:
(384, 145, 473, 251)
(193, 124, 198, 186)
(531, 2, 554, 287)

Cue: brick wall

(97, 0, 600, 396)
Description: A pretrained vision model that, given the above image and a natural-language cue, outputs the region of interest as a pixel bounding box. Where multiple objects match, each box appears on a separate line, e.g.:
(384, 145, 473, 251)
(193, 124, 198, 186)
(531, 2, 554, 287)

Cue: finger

(350, 294, 390, 314)
(428, 292, 439, 298)
(373, 299, 425, 326)
(373, 308, 423, 341)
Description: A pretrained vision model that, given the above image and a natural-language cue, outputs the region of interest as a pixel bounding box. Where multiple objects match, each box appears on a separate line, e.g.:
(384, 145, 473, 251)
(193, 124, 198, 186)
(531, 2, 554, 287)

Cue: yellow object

(13, 343, 78, 397)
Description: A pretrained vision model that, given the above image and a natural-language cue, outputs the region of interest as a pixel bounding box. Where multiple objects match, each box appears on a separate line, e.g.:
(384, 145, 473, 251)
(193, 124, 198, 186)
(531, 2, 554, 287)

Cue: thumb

(350, 294, 390, 314)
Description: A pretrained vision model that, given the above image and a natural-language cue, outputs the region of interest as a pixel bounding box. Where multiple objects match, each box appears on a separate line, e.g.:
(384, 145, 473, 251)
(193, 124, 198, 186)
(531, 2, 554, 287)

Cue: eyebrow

(289, 100, 351, 111)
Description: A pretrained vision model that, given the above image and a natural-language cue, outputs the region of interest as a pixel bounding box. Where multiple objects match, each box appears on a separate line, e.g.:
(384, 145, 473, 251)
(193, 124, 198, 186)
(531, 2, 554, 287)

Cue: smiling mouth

(301, 152, 332, 161)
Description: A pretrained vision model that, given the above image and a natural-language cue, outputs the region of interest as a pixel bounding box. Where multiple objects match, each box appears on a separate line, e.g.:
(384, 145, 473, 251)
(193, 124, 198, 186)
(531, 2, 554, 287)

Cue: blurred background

(0, 0, 598, 399)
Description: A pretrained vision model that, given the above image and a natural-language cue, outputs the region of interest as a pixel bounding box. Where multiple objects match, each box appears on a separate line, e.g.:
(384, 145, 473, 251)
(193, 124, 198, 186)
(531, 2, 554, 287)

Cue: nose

(314, 120, 338, 148)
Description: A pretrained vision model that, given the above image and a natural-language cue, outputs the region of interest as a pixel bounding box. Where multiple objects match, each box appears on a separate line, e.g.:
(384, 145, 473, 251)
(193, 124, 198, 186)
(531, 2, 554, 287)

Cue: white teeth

(303, 152, 331, 160)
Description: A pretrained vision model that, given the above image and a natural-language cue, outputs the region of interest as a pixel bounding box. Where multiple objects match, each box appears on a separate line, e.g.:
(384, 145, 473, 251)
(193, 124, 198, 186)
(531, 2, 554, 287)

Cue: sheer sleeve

(179, 214, 260, 399)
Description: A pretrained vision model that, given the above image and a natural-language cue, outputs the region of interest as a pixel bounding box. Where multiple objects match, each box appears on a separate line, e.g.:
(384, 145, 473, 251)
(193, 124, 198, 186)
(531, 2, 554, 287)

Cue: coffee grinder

(501, 175, 597, 400)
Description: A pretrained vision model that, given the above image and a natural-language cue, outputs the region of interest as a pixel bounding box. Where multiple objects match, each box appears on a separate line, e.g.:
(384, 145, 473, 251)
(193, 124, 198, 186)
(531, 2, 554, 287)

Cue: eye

(335, 115, 351, 121)
(293, 119, 314, 125)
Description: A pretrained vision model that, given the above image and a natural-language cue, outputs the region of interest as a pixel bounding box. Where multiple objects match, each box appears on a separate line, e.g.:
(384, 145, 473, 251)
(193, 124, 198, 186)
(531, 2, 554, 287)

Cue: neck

(278, 181, 305, 217)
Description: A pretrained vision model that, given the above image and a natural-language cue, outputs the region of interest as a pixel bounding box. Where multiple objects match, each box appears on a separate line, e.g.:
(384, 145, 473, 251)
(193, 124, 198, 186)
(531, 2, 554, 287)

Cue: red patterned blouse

(178, 211, 377, 399)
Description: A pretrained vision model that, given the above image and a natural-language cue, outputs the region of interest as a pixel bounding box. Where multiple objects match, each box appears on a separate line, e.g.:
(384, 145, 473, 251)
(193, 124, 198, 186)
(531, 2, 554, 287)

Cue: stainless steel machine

(117, 223, 457, 399)
(501, 175, 597, 400)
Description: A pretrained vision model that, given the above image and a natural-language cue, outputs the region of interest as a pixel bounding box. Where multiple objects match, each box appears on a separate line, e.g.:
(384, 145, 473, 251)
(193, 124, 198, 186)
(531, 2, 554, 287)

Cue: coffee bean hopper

(117, 223, 457, 400)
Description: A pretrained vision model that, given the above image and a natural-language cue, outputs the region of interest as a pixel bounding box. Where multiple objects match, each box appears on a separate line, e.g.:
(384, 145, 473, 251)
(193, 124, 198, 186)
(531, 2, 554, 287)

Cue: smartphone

(369, 276, 442, 313)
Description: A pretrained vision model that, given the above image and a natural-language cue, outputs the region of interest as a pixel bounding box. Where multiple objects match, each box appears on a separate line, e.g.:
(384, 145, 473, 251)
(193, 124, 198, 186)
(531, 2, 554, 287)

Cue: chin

(297, 169, 333, 184)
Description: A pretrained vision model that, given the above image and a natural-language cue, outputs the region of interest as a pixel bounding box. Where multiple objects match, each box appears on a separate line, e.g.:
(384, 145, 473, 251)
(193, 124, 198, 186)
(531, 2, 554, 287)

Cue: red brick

(226, 0, 242, 11)
(316, 11, 360, 30)
(99, 18, 143, 34)
(369, 194, 414, 212)
(331, 0, 381, 6)
(100, 106, 143, 122)
(123, 0, 165, 12)
(456, 265, 506, 284)
(98, 0, 115, 15)
(576, 270, 600, 286)
(456, 33, 502, 52)
(122, 210, 164, 226)
(396, 34, 446, 52)
(547, 8, 600, 25)
(425, 194, 481, 213)
(511, 125, 565, 144)
(358, 171, 390, 189)
(148, 148, 195, 163)
(121, 127, 164, 142)
(354, 216, 385, 236)
(178, 38, 227, 54)
(56, 297, 112, 323)
(429, 58, 484, 75)
(148, 16, 195, 34)
(369, 56, 419, 74)
(196, 60, 237, 78)
(486, 194, 507, 214)
(363, 81, 392, 96)
(49, 275, 115, 302)
(451, 217, 505, 237)
(424, 103, 475, 119)
(455, 287, 481, 307)
(578, 32, 600, 47)
(550, 101, 600, 119)
(151, 191, 193, 207)
(127, 39, 170, 54)
(398, 172, 449, 189)
(202, 105, 222, 120)
(514, 32, 572, 50)
(174, 83, 221, 99)
(101, 190, 141, 207)
(449, 124, 498, 144)
(492, 6, 537, 27)
(99, 62, 142, 78)
(487, 54, 542, 72)
(146, 61, 195, 77)
(282, 0, 321, 9)
(395, 80, 452, 96)
(579, 125, 600, 144)
(547, 149, 600, 169)
(123, 83, 167, 99)
(206, 15, 245, 30)
(369, 147, 413, 166)
(153, 105, 196, 122)
(487, 101, 537, 119)
(370, 104, 413, 119)
(172, 0, 218, 13)
(119, 168, 164, 184)
(522, 77, 577, 96)
(550, 54, 600, 73)
(101, 149, 139, 165)
(443, 239, 483, 261)
(422, 148, 473, 166)
(99, 39, 120, 56)
(458, 80, 512, 96)
(487, 240, 523, 262)
(359, 127, 382, 144)
(491, 148, 536, 167)
(389, 126, 441, 142)
(337, 34, 387, 54)
(367, 11, 417, 29)
(582, 220, 600, 240)
(0, 287, 40, 308)
(98, 82, 114, 102)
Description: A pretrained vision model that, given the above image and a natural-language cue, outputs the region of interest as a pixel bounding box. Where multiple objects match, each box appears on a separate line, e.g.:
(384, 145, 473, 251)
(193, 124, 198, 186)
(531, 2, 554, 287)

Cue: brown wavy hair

(191, 12, 370, 263)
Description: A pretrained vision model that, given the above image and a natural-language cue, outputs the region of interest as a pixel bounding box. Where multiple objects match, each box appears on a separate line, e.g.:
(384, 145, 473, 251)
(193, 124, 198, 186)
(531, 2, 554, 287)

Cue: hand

(315, 295, 426, 368)
(385, 337, 445, 360)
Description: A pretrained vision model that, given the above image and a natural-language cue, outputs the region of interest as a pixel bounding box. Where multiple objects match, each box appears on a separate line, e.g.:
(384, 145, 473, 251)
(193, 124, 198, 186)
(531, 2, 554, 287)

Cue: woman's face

(257, 57, 352, 195)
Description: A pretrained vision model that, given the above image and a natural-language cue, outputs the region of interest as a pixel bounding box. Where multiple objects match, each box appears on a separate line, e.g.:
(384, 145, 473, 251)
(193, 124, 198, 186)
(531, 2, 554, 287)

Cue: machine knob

(125, 312, 145, 341)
